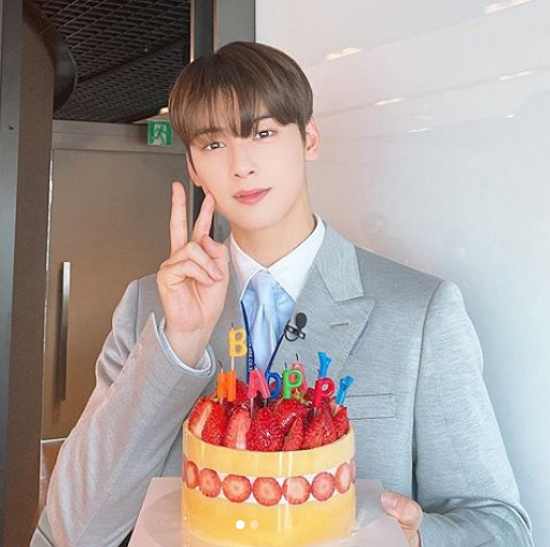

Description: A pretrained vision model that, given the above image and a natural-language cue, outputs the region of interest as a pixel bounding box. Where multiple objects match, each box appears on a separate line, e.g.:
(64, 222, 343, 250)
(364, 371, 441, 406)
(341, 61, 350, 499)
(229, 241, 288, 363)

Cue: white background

(257, 1, 549, 544)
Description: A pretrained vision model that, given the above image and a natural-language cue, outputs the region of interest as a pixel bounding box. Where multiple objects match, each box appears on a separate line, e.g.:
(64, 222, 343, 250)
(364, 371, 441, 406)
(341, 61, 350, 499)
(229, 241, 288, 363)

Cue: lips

(234, 188, 271, 205)
(234, 188, 270, 198)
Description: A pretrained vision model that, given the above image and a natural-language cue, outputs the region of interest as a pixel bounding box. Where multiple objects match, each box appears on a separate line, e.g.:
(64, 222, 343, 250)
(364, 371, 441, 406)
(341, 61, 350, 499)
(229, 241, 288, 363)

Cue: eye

(255, 129, 275, 139)
(202, 141, 225, 151)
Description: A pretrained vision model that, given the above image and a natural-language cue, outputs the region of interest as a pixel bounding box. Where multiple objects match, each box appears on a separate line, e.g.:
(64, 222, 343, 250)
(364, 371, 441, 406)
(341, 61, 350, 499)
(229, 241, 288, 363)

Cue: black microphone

(284, 312, 307, 341)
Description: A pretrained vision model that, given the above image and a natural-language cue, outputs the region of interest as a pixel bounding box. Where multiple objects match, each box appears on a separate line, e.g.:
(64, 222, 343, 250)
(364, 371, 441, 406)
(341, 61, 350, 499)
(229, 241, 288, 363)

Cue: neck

(231, 192, 316, 267)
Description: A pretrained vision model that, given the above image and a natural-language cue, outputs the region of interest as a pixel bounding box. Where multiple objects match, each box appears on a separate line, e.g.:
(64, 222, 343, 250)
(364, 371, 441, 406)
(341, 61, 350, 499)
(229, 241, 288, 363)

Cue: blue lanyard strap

(240, 300, 286, 380)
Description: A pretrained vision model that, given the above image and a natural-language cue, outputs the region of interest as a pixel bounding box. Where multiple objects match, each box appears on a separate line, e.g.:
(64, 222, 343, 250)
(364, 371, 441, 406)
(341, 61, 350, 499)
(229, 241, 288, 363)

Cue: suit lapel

(209, 222, 376, 384)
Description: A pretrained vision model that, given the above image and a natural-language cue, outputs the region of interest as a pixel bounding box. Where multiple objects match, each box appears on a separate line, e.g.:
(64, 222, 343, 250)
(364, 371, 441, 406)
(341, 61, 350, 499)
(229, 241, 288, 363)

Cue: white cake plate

(129, 477, 408, 547)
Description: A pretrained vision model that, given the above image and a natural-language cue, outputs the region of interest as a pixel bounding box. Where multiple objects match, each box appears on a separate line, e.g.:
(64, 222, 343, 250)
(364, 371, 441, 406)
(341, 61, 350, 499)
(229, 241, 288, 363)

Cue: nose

(231, 140, 256, 179)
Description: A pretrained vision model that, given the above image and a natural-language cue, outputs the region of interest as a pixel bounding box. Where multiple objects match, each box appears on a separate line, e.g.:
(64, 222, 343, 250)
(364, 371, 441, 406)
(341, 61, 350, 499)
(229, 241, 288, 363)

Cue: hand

(381, 491, 423, 546)
(157, 181, 230, 365)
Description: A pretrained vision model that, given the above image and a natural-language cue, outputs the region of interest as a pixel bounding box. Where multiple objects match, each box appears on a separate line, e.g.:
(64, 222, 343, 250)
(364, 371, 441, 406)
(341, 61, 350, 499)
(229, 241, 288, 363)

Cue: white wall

(257, 1, 549, 544)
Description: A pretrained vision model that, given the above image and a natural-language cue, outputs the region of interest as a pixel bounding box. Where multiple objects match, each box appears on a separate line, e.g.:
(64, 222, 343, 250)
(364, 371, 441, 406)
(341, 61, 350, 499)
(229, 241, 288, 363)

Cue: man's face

(186, 111, 320, 232)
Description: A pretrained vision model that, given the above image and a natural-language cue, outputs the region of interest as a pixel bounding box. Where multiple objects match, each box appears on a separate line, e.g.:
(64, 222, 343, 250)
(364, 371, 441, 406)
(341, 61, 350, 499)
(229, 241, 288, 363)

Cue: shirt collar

(230, 213, 326, 302)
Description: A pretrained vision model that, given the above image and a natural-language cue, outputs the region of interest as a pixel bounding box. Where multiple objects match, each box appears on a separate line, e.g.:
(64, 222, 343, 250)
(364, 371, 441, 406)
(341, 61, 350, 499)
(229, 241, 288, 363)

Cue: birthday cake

(181, 349, 356, 547)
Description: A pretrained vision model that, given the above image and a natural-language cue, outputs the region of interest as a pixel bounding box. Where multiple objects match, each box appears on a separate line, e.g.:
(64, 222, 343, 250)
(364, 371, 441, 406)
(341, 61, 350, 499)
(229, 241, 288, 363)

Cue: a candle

(282, 368, 303, 399)
(266, 371, 282, 399)
(247, 368, 271, 400)
(290, 360, 308, 393)
(228, 326, 247, 370)
(317, 351, 332, 378)
(217, 370, 237, 402)
(335, 375, 354, 406)
(312, 377, 336, 408)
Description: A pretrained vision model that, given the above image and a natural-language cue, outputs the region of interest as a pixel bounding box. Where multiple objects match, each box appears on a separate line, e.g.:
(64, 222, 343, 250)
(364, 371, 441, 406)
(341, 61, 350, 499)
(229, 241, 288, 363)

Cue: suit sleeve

(39, 278, 217, 547)
(415, 280, 533, 546)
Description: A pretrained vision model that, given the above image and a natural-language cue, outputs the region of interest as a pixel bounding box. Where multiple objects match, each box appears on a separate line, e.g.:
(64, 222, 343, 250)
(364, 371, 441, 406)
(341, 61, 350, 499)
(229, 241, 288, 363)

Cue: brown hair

(168, 41, 313, 173)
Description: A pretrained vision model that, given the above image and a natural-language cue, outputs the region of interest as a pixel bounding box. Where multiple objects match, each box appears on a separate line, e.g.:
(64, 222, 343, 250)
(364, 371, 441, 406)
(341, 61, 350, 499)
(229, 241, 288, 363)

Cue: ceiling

(32, 0, 191, 123)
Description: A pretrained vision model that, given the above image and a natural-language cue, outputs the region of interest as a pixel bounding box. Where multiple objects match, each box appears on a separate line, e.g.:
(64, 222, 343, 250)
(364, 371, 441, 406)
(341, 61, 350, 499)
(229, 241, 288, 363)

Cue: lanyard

(240, 300, 287, 382)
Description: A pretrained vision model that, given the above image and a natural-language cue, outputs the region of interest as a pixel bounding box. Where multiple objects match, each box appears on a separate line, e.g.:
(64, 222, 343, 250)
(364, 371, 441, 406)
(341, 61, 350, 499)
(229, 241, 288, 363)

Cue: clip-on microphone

(284, 312, 307, 342)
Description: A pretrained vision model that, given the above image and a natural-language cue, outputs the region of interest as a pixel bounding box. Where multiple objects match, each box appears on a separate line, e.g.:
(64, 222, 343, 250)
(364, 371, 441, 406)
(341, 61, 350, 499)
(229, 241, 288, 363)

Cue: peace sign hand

(157, 181, 230, 367)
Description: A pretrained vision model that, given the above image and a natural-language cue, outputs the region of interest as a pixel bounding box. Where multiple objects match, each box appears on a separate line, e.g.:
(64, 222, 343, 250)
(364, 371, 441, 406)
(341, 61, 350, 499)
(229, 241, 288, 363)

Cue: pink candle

(290, 361, 308, 393)
(247, 369, 270, 400)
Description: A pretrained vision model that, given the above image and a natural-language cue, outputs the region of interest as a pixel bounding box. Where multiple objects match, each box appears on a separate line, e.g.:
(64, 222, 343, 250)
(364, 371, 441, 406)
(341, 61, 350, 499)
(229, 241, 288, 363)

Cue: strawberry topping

(283, 416, 305, 451)
(201, 403, 227, 446)
(223, 408, 252, 449)
(246, 407, 284, 451)
(333, 406, 350, 438)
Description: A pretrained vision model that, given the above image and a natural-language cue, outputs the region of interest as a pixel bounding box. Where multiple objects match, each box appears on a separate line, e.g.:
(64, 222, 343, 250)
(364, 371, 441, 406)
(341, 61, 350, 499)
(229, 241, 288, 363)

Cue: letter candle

(217, 326, 247, 403)
(317, 351, 332, 378)
(247, 369, 271, 414)
(290, 354, 308, 393)
(312, 377, 335, 408)
(313, 351, 335, 410)
(282, 368, 303, 399)
(336, 375, 354, 406)
(266, 371, 282, 399)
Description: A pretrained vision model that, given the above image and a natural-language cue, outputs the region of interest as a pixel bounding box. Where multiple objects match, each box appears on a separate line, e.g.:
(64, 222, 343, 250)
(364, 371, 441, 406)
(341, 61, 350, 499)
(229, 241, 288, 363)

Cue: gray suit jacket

(32, 221, 533, 547)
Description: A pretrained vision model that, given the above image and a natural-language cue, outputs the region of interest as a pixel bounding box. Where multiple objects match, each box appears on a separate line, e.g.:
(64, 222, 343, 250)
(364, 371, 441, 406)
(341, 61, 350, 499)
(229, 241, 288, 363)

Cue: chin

(229, 208, 288, 233)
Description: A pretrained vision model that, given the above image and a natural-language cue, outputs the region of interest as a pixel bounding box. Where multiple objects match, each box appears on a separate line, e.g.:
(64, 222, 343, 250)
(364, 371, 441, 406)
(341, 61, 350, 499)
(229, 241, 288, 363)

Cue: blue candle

(266, 371, 282, 399)
(318, 352, 332, 378)
(336, 376, 354, 405)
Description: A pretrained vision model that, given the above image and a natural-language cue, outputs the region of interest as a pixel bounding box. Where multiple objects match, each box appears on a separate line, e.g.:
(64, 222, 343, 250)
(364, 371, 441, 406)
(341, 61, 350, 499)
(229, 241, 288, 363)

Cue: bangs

(174, 85, 264, 148)
(168, 42, 313, 169)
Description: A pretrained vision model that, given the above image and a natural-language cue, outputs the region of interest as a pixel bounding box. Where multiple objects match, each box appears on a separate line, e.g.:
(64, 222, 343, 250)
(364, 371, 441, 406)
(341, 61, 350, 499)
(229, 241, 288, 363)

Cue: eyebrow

(192, 114, 274, 140)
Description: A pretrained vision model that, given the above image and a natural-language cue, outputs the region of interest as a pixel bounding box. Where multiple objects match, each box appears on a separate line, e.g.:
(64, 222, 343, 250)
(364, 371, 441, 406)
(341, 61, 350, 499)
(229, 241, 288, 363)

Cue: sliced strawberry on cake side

(282, 476, 310, 505)
(222, 474, 252, 503)
(252, 477, 283, 506)
(184, 460, 199, 489)
(335, 462, 352, 494)
(199, 468, 222, 497)
(311, 471, 335, 501)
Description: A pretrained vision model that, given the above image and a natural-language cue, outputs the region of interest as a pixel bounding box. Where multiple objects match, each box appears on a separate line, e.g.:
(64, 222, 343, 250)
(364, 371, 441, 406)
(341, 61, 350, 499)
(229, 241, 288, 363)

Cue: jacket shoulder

(353, 244, 444, 304)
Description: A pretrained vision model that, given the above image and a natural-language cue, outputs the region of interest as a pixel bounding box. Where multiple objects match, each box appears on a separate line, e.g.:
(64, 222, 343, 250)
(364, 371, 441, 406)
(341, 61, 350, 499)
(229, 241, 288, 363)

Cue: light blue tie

(241, 270, 295, 371)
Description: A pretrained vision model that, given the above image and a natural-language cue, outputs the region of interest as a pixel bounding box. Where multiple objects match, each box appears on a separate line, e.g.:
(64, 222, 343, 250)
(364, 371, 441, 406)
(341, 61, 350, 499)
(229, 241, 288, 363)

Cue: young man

(32, 41, 532, 547)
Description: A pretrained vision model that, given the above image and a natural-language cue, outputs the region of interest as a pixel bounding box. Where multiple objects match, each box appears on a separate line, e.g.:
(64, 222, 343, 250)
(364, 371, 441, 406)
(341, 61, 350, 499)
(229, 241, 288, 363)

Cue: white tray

(129, 477, 408, 547)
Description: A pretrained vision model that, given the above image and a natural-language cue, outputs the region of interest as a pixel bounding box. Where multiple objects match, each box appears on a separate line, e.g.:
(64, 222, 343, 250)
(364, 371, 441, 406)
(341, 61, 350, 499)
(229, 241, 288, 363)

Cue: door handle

(56, 261, 70, 402)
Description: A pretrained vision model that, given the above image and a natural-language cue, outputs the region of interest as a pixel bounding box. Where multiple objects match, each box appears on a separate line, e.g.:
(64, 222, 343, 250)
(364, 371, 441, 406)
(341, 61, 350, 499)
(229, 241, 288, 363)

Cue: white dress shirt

(158, 213, 326, 372)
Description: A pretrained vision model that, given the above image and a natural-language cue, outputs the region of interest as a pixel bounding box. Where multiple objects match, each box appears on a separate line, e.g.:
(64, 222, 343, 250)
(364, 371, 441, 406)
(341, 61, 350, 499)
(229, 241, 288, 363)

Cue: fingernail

(381, 491, 398, 511)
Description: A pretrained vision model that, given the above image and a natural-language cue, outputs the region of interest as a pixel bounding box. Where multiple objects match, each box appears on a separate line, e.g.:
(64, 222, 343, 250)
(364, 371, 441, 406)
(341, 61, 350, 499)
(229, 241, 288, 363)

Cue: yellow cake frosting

(181, 419, 356, 546)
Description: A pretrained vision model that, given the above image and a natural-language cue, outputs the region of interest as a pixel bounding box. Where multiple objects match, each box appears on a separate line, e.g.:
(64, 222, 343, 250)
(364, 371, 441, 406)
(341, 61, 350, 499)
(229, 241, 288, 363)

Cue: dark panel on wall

(0, 1, 54, 544)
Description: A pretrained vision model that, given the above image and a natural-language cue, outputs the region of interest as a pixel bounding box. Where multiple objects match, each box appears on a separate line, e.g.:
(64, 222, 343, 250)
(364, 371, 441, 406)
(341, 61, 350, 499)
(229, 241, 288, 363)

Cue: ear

(185, 153, 202, 188)
(304, 117, 320, 161)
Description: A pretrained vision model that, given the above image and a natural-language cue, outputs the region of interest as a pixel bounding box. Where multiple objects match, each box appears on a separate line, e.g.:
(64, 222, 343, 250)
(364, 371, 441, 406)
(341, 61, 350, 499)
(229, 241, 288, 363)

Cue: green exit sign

(147, 120, 173, 146)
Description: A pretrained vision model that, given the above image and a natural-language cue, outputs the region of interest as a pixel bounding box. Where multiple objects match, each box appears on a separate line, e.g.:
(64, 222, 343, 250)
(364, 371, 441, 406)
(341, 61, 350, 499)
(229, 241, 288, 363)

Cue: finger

(159, 260, 215, 288)
(169, 181, 188, 256)
(191, 192, 215, 243)
(200, 234, 229, 263)
(381, 491, 423, 529)
(165, 241, 223, 280)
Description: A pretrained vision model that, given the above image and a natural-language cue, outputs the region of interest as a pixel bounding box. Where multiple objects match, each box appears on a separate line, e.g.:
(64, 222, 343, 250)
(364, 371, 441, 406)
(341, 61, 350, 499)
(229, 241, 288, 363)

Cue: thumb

(381, 491, 423, 528)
